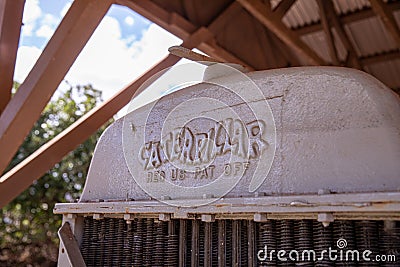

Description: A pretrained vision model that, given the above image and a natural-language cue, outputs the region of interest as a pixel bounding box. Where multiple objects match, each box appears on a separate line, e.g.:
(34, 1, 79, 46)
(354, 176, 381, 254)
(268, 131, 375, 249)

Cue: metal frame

(54, 191, 400, 221)
(58, 222, 87, 267)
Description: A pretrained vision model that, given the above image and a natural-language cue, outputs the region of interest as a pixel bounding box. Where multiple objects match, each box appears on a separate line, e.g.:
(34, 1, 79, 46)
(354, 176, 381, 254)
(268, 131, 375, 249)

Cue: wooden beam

(0, 0, 113, 175)
(294, 2, 400, 36)
(237, 0, 325, 65)
(270, 35, 301, 66)
(360, 49, 400, 65)
(183, 0, 199, 26)
(203, 40, 254, 70)
(212, 1, 300, 70)
(117, 0, 254, 69)
(117, 0, 194, 41)
(208, 2, 242, 34)
(317, 0, 339, 65)
(205, 1, 255, 69)
(369, 0, 400, 48)
(182, 27, 214, 49)
(252, 18, 279, 68)
(0, 0, 25, 115)
(0, 55, 179, 208)
(324, 0, 361, 69)
(273, 0, 296, 19)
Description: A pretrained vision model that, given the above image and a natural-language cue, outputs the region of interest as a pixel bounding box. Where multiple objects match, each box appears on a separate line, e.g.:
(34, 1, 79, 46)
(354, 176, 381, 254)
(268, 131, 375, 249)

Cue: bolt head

(201, 214, 215, 222)
(254, 213, 268, 222)
(159, 213, 171, 221)
(317, 213, 334, 227)
(93, 214, 104, 220)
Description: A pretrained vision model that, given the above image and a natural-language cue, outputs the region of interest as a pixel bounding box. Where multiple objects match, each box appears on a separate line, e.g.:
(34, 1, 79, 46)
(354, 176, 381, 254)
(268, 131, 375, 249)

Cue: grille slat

(232, 220, 241, 266)
(295, 220, 314, 267)
(333, 220, 356, 267)
(380, 221, 400, 267)
(218, 220, 226, 266)
(80, 217, 399, 267)
(154, 220, 167, 267)
(356, 220, 380, 267)
(204, 222, 212, 267)
(124, 222, 133, 267)
(212, 221, 219, 265)
(191, 220, 200, 267)
(313, 220, 334, 266)
(279, 220, 296, 266)
(258, 220, 277, 265)
(178, 219, 188, 267)
(166, 220, 179, 267)
(144, 218, 154, 266)
(132, 218, 144, 266)
(247, 220, 256, 267)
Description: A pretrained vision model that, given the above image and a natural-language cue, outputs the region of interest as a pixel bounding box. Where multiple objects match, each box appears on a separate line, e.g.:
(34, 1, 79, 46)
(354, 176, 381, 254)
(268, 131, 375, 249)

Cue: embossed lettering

(247, 120, 269, 159)
(139, 118, 269, 170)
(180, 127, 195, 164)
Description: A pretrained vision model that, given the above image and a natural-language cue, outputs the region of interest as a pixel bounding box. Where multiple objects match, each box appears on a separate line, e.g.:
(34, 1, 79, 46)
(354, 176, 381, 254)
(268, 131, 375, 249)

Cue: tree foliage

(0, 84, 112, 266)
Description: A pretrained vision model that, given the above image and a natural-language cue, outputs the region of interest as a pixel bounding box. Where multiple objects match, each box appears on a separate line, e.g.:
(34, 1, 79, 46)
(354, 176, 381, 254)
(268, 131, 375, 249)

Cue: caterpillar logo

(122, 62, 276, 206)
(139, 118, 269, 171)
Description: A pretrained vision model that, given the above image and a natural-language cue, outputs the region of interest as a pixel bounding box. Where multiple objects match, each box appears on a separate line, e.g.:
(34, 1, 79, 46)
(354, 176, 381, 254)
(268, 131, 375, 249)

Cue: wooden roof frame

(0, 0, 24, 115)
(237, 0, 326, 65)
(369, 0, 400, 47)
(1, 0, 400, 207)
(0, 0, 114, 175)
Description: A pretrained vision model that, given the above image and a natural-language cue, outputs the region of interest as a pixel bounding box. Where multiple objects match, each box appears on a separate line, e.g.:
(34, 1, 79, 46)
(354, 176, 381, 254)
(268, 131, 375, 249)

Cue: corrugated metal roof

(282, 0, 319, 28)
(125, 0, 400, 90)
(368, 59, 400, 89)
(276, 0, 400, 89)
(282, 0, 397, 57)
(347, 17, 397, 56)
(333, 0, 371, 14)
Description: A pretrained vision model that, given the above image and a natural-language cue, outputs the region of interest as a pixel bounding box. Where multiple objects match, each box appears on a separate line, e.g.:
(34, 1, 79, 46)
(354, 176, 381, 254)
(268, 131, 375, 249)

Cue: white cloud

(60, 2, 72, 17)
(21, 0, 42, 36)
(14, 46, 42, 82)
(35, 13, 59, 40)
(36, 24, 54, 38)
(124, 16, 134, 26)
(64, 17, 181, 100)
(42, 13, 58, 25)
(123, 34, 137, 46)
(21, 1, 60, 40)
(15, 12, 183, 115)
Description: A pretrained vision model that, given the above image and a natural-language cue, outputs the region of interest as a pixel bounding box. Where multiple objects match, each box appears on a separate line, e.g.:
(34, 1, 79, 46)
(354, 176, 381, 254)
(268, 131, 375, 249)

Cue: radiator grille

(80, 217, 399, 267)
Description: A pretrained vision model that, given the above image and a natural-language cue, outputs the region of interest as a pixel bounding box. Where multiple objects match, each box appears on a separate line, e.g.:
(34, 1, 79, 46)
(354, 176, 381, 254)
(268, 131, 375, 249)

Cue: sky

(14, 0, 189, 107)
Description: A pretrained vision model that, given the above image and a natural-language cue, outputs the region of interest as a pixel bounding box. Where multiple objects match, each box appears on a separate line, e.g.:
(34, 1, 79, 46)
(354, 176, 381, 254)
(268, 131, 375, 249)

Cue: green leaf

(0, 84, 113, 265)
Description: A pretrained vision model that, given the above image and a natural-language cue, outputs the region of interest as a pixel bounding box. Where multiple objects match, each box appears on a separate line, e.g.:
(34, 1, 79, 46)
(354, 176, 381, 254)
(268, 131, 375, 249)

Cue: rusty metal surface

(77, 216, 400, 266)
